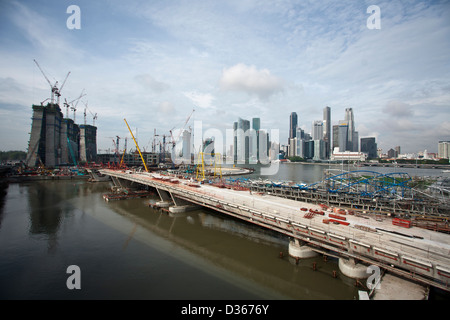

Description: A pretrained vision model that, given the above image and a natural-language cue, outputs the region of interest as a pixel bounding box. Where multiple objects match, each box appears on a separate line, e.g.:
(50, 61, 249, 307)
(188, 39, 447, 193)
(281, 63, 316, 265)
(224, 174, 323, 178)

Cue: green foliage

(0, 150, 27, 162)
(288, 156, 305, 162)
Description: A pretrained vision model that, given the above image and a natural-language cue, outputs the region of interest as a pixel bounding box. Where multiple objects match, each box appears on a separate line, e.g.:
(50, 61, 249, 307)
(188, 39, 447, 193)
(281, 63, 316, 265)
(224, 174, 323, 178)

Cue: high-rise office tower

(344, 108, 354, 151)
(338, 121, 349, 152)
(289, 112, 298, 140)
(344, 108, 359, 152)
(288, 112, 298, 157)
(252, 118, 260, 162)
(233, 121, 238, 162)
(438, 141, 450, 159)
(252, 118, 260, 132)
(234, 117, 250, 163)
(312, 120, 324, 141)
(360, 137, 377, 159)
(332, 125, 339, 152)
(323, 106, 331, 158)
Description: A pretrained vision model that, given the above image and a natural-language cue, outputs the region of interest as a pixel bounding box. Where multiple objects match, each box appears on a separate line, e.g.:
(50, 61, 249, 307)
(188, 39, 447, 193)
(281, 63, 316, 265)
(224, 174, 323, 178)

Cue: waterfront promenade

(100, 169, 450, 292)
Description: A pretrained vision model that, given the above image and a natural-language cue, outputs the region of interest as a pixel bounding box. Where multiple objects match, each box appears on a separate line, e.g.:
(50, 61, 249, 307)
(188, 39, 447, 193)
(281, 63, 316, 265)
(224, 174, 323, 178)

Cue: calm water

(0, 164, 447, 300)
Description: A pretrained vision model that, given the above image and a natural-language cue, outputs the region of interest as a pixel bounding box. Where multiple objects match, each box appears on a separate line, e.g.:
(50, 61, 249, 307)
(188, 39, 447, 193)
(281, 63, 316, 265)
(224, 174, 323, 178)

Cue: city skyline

(0, 1, 449, 155)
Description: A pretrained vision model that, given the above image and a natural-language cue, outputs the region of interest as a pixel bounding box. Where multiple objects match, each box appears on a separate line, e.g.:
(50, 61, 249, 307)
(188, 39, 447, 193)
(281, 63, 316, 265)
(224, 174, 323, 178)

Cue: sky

(0, 0, 449, 155)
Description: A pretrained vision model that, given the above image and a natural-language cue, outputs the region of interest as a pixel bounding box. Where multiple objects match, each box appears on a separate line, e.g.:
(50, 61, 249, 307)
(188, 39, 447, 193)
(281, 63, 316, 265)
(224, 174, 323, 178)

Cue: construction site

(25, 60, 97, 169)
(24, 60, 191, 173)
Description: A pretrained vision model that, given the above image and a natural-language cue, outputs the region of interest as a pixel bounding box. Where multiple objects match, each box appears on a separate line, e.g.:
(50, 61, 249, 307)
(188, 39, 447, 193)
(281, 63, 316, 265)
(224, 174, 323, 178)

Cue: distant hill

(0, 151, 26, 162)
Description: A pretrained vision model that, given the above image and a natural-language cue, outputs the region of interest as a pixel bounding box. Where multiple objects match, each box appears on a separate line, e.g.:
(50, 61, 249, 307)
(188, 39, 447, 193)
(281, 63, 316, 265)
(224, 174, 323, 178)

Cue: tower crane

(169, 108, 195, 148)
(56, 71, 70, 106)
(64, 89, 85, 122)
(33, 59, 70, 105)
(82, 101, 98, 126)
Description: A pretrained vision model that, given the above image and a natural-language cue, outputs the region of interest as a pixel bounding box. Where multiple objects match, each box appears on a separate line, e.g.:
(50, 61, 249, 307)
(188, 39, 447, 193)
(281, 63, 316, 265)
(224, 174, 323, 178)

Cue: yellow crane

(124, 118, 148, 172)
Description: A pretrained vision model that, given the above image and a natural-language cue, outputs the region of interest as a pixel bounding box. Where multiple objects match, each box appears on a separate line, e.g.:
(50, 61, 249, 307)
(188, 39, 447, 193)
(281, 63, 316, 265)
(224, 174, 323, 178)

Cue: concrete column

(156, 189, 173, 207)
(338, 258, 369, 280)
(157, 189, 171, 201)
(288, 239, 318, 259)
(169, 194, 199, 213)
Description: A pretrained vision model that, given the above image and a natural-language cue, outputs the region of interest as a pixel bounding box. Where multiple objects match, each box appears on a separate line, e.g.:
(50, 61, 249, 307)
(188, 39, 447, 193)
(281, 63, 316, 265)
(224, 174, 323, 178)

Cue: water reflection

(108, 196, 358, 299)
(0, 181, 8, 228)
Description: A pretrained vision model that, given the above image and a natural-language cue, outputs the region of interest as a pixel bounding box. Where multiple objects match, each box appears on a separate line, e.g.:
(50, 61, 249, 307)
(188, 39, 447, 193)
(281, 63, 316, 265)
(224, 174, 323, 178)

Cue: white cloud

(383, 101, 414, 118)
(159, 101, 175, 114)
(183, 91, 215, 109)
(219, 64, 284, 100)
(135, 74, 170, 93)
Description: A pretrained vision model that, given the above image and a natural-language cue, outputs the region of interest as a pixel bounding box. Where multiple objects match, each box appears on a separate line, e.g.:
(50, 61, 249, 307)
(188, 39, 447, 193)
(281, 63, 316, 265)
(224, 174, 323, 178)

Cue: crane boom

(57, 71, 71, 105)
(124, 118, 148, 172)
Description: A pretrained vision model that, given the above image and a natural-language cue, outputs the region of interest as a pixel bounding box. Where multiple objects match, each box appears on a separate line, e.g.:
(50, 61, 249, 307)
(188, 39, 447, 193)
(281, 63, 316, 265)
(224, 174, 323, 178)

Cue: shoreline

(281, 161, 450, 169)
(3, 174, 90, 183)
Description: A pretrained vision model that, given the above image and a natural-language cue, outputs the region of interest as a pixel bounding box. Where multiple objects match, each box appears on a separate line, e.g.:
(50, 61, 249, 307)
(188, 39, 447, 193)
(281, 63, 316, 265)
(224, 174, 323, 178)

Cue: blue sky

(0, 0, 449, 154)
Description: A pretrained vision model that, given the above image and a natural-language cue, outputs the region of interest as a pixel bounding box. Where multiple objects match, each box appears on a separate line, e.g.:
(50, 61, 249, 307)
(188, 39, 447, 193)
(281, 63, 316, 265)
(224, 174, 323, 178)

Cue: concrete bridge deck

(100, 169, 450, 292)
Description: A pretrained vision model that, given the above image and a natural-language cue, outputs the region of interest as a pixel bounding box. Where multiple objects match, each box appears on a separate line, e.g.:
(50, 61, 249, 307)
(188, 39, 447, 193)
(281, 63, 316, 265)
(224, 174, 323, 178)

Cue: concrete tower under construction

(79, 124, 97, 163)
(26, 103, 64, 167)
(26, 102, 97, 167)
(26, 60, 97, 168)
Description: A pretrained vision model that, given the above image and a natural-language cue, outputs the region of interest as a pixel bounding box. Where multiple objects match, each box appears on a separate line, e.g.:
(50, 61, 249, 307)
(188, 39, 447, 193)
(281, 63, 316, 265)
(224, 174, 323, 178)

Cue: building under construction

(25, 102, 97, 168)
(26, 60, 97, 168)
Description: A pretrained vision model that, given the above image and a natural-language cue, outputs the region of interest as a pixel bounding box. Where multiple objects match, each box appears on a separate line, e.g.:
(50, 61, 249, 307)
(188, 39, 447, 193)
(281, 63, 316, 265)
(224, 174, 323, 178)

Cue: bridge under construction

(100, 168, 450, 293)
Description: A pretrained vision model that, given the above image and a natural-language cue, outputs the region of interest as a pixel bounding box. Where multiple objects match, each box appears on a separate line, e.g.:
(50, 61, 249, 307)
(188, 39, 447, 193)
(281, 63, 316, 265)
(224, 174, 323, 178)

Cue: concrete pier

(155, 200, 172, 208)
(288, 240, 318, 259)
(338, 258, 369, 280)
(168, 204, 199, 213)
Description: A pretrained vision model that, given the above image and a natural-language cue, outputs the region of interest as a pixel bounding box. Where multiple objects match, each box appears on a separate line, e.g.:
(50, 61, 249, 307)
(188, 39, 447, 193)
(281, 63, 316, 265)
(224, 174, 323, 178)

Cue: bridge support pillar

(155, 188, 173, 208)
(338, 258, 369, 280)
(288, 239, 318, 259)
(169, 196, 199, 213)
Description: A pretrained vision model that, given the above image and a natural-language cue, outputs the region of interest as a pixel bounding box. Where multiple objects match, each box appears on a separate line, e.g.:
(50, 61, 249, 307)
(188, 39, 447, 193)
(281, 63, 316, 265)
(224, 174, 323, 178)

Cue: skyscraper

(289, 112, 298, 140)
(338, 121, 348, 152)
(438, 141, 450, 159)
(344, 108, 358, 152)
(288, 112, 298, 157)
(323, 106, 331, 158)
(312, 120, 324, 140)
(234, 117, 250, 163)
(360, 137, 377, 159)
(332, 125, 339, 152)
(252, 118, 260, 162)
(344, 108, 354, 151)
